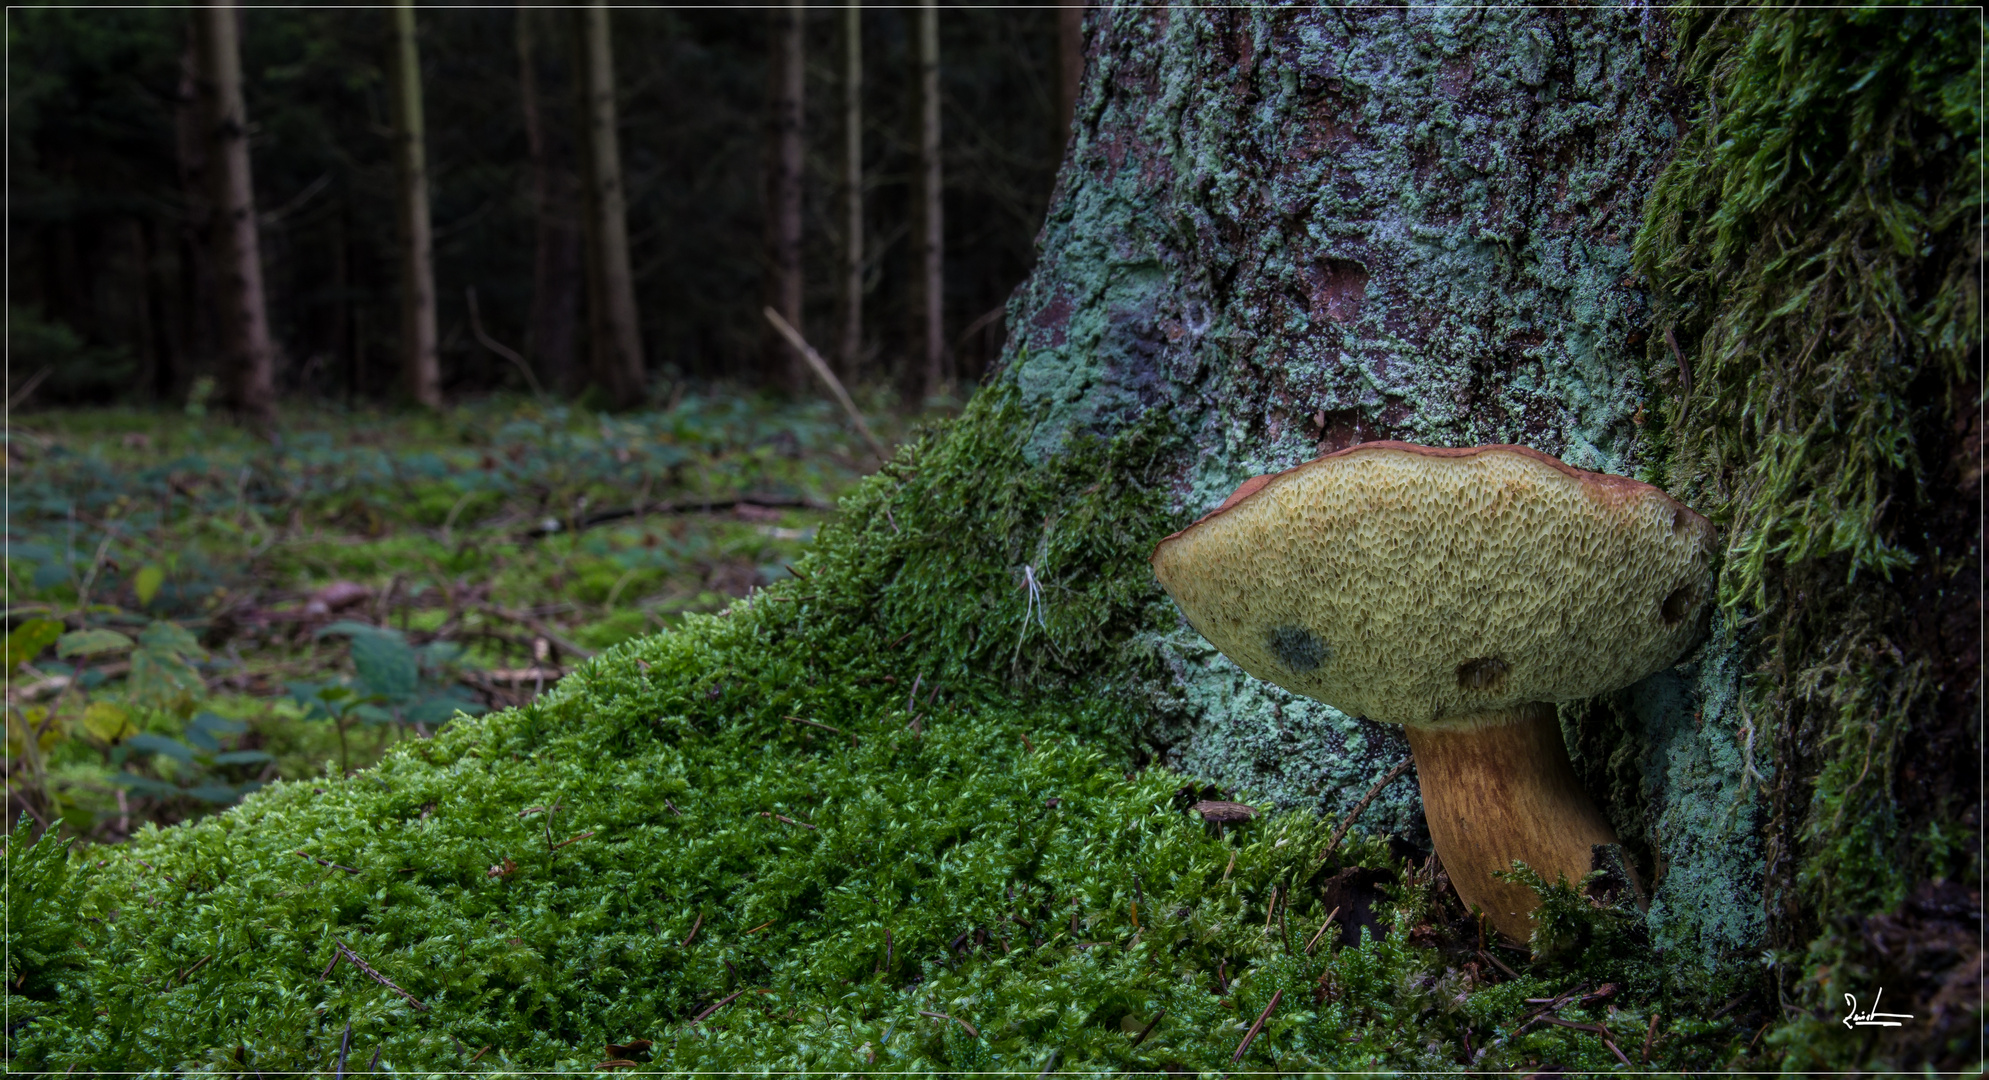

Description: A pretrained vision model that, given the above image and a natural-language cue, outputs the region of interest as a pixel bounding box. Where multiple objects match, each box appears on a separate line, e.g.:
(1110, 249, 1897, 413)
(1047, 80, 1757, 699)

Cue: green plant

(289, 621, 485, 774)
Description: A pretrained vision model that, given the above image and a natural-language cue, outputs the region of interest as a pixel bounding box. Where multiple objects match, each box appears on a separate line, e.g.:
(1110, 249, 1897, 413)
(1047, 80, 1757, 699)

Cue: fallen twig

(296, 850, 361, 875)
(918, 1010, 981, 1039)
(762, 812, 816, 830)
(1325, 757, 1414, 855)
(176, 954, 213, 985)
(473, 604, 595, 660)
(551, 830, 596, 851)
(1478, 948, 1520, 980)
(1129, 1008, 1165, 1049)
(531, 494, 837, 537)
(334, 1019, 353, 1080)
(1232, 988, 1282, 1063)
(680, 912, 703, 948)
(784, 715, 842, 734)
(1511, 982, 1587, 1036)
(333, 939, 429, 1011)
(763, 306, 889, 462)
(1642, 1012, 1660, 1063)
(1302, 905, 1342, 955)
(691, 988, 744, 1024)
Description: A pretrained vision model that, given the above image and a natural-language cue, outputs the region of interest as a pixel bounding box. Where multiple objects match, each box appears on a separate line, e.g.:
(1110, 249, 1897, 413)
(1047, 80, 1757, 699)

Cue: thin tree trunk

(173, 30, 213, 394)
(914, 0, 945, 398)
(764, 0, 807, 389)
(574, 0, 645, 409)
(191, 2, 276, 429)
(839, 4, 863, 379)
(1057, 2, 1084, 146)
(389, 0, 442, 409)
(517, 2, 582, 397)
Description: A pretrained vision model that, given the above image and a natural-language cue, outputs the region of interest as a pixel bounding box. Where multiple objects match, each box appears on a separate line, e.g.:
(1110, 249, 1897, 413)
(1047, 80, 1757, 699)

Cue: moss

(1633, 4, 1982, 1067)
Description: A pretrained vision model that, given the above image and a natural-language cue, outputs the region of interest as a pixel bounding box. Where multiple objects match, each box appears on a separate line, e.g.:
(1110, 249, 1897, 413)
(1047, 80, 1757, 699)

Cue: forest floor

(4, 391, 945, 843)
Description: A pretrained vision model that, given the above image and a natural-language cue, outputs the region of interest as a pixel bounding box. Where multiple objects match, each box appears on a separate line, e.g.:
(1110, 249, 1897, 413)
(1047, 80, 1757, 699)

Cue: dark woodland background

(8, 4, 1068, 409)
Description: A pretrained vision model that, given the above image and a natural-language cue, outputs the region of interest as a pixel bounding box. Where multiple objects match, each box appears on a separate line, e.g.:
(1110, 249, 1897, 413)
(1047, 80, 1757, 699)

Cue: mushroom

(1151, 441, 1715, 941)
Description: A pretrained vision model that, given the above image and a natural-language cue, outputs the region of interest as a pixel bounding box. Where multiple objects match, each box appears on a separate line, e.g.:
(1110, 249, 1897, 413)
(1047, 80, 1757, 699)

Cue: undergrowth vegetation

(5, 393, 901, 839)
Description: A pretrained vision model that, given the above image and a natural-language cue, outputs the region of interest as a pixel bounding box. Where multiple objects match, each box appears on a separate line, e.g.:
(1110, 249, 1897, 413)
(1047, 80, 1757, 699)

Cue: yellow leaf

(82, 701, 137, 744)
(7, 707, 62, 754)
(134, 565, 166, 607)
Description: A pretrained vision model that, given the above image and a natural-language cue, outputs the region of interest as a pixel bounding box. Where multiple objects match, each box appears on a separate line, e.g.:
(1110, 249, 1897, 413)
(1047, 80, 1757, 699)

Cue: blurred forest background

(9, 1, 1080, 412)
(5, 1, 1085, 841)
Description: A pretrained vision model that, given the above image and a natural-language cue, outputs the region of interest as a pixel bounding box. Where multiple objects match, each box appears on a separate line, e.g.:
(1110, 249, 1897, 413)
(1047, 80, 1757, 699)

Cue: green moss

(1634, 4, 1981, 1065)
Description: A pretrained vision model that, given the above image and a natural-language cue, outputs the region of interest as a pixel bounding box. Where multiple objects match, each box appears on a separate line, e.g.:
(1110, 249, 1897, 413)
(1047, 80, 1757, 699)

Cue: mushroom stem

(1403, 703, 1626, 943)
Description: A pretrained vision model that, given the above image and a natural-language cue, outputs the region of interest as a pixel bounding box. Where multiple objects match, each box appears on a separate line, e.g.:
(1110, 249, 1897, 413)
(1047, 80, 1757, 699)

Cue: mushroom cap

(1151, 442, 1716, 730)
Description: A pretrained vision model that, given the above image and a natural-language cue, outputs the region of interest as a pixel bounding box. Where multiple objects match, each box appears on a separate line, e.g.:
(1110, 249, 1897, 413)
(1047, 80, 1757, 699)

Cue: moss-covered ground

(10, 389, 1763, 1072)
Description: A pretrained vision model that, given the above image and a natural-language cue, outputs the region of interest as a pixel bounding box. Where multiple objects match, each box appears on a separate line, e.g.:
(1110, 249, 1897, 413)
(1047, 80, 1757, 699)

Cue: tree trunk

(388, 0, 442, 410)
(573, 1, 646, 410)
(173, 29, 213, 395)
(517, 2, 583, 397)
(1056, 1, 1084, 146)
(839, 4, 863, 379)
(190, 1, 275, 430)
(1000, 6, 1764, 966)
(912, 0, 944, 399)
(763, 0, 807, 389)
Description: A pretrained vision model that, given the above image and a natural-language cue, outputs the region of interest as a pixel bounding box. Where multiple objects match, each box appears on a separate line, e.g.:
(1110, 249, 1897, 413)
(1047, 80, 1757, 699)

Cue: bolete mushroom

(1151, 441, 1715, 940)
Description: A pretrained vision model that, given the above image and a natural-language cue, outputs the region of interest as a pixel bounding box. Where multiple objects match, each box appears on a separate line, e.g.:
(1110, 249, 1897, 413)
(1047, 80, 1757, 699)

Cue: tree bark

(190, 1, 275, 430)
(913, 0, 944, 399)
(517, 2, 583, 397)
(839, 4, 863, 379)
(1000, 6, 1762, 966)
(573, 0, 646, 409)
(388, 0, 442, 409)
(763, 0, 807, 389)
(1057, 1, 1085, 147)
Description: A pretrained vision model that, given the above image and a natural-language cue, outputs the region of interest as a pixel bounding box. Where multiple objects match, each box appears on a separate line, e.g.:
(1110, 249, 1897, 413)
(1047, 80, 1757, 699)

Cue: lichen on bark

(1000, 3, 1760, 970)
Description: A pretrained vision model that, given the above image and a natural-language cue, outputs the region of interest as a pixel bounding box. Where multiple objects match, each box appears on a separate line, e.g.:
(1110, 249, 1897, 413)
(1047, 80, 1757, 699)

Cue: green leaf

(3, 618, 63, 676)
(138, 620, 205, 660)
(55, 628, 134, 659)
(346, 633, 419, 701)
(127, 647, 205, 712)
(132, 564, 165, 606)
(124, 733, 194, 763)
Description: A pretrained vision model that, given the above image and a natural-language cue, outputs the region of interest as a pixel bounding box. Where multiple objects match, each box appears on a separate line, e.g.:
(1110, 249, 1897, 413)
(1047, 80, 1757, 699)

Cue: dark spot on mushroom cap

(1660, 585, 1697, 626)
(1267, 625, 1329, 671)
(1456, 657, 1509, 692)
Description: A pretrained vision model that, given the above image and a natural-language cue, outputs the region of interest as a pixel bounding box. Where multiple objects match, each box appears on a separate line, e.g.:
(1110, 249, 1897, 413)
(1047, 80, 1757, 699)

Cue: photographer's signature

(1842, 988, 1914, 1029)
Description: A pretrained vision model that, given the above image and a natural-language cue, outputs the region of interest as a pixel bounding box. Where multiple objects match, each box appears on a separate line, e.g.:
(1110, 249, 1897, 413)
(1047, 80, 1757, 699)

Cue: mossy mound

(10, 389, 1740, 1073)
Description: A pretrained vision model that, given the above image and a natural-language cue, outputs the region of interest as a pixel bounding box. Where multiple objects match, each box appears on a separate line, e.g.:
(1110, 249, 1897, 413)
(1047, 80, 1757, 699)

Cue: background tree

(514, 3, 582, 395)
(191, 0, 275, 428)
(388, 0, 441, 409)
(7, 7, 1069, 406)
(763, 0, 806, 387)
(912, 0, 943, 398)
(838, 4, 863, 377)
(573, 0, 645, 408)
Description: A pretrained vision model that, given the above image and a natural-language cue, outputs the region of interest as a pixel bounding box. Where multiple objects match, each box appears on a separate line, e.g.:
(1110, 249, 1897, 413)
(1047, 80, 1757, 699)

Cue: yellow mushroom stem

(1403, 703, 1635, 942)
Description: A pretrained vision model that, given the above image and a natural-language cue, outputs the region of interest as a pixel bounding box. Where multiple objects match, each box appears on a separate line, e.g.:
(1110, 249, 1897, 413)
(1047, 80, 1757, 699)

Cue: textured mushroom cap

(1151, 442, 1716, 730)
